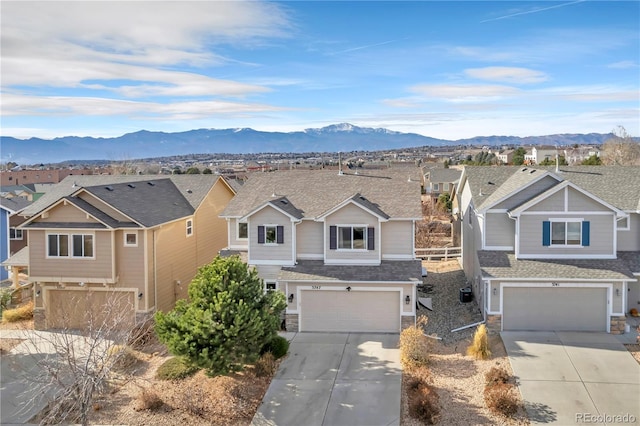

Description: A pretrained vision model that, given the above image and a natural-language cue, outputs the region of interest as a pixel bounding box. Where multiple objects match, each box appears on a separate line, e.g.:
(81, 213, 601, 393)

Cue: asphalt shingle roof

(221, 168, 422, 219)
(618, 252, 640, 274)
(0, 196, 32, 213)
(426, 168, 462, 184)
(279, 260, 422, 282)
(20, 175, 222, 227)
(478, 251, 636, 281)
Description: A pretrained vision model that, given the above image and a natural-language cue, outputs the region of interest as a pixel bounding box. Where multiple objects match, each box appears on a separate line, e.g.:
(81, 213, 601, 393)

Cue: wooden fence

(415, 246, 461, 261)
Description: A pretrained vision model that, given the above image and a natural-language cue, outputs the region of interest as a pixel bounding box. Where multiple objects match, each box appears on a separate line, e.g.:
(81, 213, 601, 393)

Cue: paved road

(252, 333, 402, 426)
(502, 331, 640, 426)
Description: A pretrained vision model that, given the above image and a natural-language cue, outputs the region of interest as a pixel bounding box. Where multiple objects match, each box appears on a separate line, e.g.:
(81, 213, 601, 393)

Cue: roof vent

(522, 168, 528, 172)
(186, 189, 193, 194)
(530, 170, 536, 174)
(105, 186, 114, 191)
(147, 182, 155, 186)
(487, 181, 495, 185)
(280, 199, 288, 205)
(127, 184, 136, 188)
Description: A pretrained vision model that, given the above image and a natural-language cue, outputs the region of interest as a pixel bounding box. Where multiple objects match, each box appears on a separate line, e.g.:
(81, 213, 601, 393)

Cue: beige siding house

(457, 166, 639, 334)
(16, 175, 235, 329)
(220, 168, 423, 333)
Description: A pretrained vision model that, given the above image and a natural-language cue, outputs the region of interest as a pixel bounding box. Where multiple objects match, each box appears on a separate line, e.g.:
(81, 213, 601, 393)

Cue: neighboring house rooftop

(20, 174, 231, 220)
(478, 251, 636, 281)
(426, 168, 462, 184)
(0, 196, 32, 213)
(462, 166, 640, 212)
(221, 169, 422, 219)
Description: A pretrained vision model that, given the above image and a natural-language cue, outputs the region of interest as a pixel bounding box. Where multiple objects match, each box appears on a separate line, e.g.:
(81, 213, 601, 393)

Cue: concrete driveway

(252, 333, 402, 426)
(502, 331, 640, 425)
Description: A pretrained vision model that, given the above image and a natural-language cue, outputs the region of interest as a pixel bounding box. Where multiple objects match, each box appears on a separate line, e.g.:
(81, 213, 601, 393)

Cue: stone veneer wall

(610, 315, 626, 335)
(34, 309, 45, 329)
(285, 314, 299, 332)
(401, 315, 415, 330)
(486, 314, 502, 333)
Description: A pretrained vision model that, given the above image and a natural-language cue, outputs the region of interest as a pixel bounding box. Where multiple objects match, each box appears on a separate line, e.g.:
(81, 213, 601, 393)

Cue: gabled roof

(20, 175, 225, 228)
(221, 168, 422, 220)
(0, 196, 32, 214)
(241, 196, 304, 221)
(64, 196, 139, 228)
(478, 168, 560, 212)
(316, 193, 390, 221)
(461, 166, 640, 212)
(425, 168, 462, 184)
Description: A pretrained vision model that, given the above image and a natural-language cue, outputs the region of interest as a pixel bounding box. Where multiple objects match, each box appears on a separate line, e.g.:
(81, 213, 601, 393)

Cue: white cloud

(464, 67, 548, 84)
(409, 84, 520, 103)
(607, 61, 639, 69)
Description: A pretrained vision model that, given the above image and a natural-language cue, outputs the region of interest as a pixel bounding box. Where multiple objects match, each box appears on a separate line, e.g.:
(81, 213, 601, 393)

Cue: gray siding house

(457, 166, 639, 334)
(220, 168, 423, 333)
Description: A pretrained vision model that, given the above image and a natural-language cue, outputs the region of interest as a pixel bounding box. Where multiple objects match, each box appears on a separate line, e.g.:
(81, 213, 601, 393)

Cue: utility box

(459, 287, 472, 303)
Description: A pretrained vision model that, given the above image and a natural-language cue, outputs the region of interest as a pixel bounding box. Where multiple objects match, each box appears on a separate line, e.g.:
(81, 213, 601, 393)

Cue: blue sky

(1, 1, 638, 140)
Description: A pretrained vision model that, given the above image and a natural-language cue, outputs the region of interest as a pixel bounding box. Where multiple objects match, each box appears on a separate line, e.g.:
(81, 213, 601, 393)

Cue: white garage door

(300, 290, 400, 332)
(503, 287, 607, 332)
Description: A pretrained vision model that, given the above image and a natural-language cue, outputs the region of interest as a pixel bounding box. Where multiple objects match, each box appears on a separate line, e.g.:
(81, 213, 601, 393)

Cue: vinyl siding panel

(518, 214, 615, 256)
(194, 180, 234, 266)
(617, 213, 640, 251)
(567, 188, 611, 212)
(493, 176, 559, 210)
(249, 206, 293, 263)
(29, 229, 114, 280)
(381, 221, 413, 258)
(228, 218, 248, 248)
(115, 230, 145, 293)
(485, 212, 514, 248)
(296, 220, 323, 258)
(325, 203, 378, 263)
(526, 190, 565, 212)
(38, 203, 102, 223)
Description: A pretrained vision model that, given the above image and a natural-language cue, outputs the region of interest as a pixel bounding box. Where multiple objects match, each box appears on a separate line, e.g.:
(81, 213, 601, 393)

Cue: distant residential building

(0, 168, 111, 186)
(423, 167, 462, 203)
(524, 146, 558, 165)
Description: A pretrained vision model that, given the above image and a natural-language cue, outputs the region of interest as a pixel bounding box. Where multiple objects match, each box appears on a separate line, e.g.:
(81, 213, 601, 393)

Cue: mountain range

(0, 123, 613, 164)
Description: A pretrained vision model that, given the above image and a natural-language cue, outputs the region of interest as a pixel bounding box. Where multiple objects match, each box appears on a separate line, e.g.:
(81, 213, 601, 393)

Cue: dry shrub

(127, 319, 155, 350)
(179, 385, 208, 417)
(400, 316, 430, 370)
(2, 301, 33, 322)
(134, 388, 163, 411)
(254, 352, 277, 378)
(407, 376, 439, 424)
(484, 382, 519, 417)
(485, 366, 510, 386)
(466, 324, 491, 360)
(106, 345, 139, 370)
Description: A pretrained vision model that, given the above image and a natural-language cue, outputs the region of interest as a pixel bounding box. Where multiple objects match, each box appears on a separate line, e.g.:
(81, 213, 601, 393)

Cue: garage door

(300, 290, 400, 332)
(503, 287, 607, 332)
(46, 289, 135, 330)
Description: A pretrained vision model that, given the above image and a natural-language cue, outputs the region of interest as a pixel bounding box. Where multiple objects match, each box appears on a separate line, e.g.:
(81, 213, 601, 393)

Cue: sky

(1, 0, 639, 140)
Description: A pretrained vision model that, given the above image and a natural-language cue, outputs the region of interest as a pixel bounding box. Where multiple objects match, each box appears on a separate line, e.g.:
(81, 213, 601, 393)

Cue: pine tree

(155, 255, 286, 375)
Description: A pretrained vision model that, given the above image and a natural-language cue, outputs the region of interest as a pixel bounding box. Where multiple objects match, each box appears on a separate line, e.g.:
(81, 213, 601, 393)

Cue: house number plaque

(312, 285, 322, 290)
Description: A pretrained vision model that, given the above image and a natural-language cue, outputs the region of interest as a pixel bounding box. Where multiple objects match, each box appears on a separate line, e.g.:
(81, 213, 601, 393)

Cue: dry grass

(467, 324, 491, 360)
(0, 317, 34, 330)
(2, 301, 34, 323)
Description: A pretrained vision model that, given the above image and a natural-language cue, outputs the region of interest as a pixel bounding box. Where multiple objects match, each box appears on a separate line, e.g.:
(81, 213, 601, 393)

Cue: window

(338, 226, 366, 249)
(73, 234, 94, 257)
(329, 226, 374, 250)
(257, 225, 284, 244)
(237, 221, 248, 239)
(264, 281, 277, 292)
(125, 232, 137, 246)
(543, 220, 590, 247)
(9, 228, 23, 240)
(443, 183, 450, 191)
(47, 233, 94, 257)
(186, 219, 193, 236)
(433, 183, 439, 191)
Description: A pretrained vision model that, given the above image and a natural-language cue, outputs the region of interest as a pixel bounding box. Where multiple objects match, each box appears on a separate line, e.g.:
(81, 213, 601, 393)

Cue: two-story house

(220, 168, 423, 333)
(15, 174, 235, 330)
(457, 166, 639, 334)
(1, 197, 32, 283)
(423, 167, 462, 204)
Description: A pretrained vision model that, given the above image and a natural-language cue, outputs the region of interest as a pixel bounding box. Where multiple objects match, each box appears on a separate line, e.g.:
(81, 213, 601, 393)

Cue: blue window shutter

(367, 227, 375, 250)
(329, 226, 337, 250)
(257, 226, 265, 244)
(542, 221, 551, 246)
(582, 221, 590, 246)
(276, 226, 284, 244)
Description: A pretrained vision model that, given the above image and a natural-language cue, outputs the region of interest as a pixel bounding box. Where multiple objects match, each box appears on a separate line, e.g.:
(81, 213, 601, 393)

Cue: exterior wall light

(493, 288, 497, 296)
(288, 294, 294, 303)
(405, 295, 411, 305)
(138, 293, 143, 299)
(346, 286, 351, 292)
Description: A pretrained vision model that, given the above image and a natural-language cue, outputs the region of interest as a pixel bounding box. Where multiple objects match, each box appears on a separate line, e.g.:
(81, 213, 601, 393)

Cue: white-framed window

(443, 182, 450, 191)
(186, 219, 193, 237)
(257, 225, 283, 245)
(338, 225, 367, 250)
(9, 228, 23, 240)
(265, 225, 277, 244)
(264, 281, 277, 292)
(237, 221, 248, 240)
(433, 183, 440, 191)
(551, 221, 581, 245)
(124, 232, 138, 247)
(47, 233, 94, 258)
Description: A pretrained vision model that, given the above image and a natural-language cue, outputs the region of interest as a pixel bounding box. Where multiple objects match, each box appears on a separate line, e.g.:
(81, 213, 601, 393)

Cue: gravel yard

(401, 260, 529, 426)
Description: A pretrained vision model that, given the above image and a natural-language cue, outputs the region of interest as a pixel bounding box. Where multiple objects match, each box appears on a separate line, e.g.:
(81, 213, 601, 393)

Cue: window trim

(544, 218, 587, 247)
(124, 232, 138, 247)
(258, 224, 284, 245)
(264, 224, 278, 245)
(336, 224, 368, 251)
(46, 232, 95, 259)
(9, 228, 23, 240)
(186, 218, 194, 237)
(237, 221, 248, 240)
(264, 280, 278, 292)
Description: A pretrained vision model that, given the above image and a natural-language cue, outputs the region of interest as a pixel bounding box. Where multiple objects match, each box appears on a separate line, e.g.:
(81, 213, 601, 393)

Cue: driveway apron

(502, 331, 640, 426)
(252, 332, 402, 426)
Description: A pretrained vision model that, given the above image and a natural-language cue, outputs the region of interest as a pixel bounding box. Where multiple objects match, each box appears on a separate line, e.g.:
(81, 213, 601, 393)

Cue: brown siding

(194, 179, 234, 266)
(29, 229, 114, 280)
